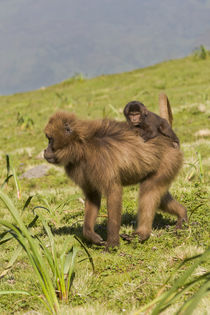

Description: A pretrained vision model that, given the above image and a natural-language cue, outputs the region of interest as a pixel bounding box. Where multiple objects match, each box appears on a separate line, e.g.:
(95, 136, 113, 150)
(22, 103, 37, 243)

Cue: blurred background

(1, 0, 210, 95)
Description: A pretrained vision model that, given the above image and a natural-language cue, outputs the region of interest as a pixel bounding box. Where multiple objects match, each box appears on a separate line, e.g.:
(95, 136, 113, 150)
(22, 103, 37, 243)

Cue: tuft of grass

(1, 155, 21, 199)
(16, 112, 34, 130)
(135, 247, 210, 314)
(184, 150, 205, 183)
(192, 45, 208, 60)
(0, 190, 94, 314)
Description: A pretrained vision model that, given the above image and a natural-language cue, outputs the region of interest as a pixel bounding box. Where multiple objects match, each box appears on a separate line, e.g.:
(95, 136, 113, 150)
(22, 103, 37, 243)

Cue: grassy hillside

(0, 55, 209, 314)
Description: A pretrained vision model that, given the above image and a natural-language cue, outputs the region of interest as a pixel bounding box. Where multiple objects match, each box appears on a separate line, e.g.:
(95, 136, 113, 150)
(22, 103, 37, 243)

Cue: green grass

(0, 54, 210, 314)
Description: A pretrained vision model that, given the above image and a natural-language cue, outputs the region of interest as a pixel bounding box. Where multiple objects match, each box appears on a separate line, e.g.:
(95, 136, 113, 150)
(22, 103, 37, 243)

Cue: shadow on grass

(51, 221, 108, 248)
(51, 211, 176, 247)
(153, 212, 175, 229)
(120, 211, 175, 229)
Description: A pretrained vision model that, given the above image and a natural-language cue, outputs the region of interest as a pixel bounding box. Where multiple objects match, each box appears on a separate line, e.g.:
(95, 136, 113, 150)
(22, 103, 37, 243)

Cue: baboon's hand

(175, 214, 188, 230)
(120, 233, 133, 242)
(83, 230, 105, 245)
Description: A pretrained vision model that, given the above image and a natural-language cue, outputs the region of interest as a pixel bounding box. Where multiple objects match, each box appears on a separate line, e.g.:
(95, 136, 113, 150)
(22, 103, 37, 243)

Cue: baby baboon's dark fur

(124, 100, 180, 147)
(44, 112, 187, 248)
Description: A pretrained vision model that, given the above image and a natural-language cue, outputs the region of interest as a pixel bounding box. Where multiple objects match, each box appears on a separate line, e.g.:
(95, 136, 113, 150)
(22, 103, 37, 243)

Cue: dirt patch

(195, 129, 210, 137)
(20, 164, 51, 179)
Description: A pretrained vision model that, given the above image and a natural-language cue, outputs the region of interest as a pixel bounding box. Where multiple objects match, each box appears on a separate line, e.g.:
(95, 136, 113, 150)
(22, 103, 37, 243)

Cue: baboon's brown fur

(44, 112, 187, 248)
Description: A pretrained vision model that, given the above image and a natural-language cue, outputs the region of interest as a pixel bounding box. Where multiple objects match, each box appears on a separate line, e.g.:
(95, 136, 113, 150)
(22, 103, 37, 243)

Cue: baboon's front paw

(83, 230, 105, 245)
(92, 233, 105, 245)
(175, 215, 188, 230)
(133, 229, 151, 242)
(120, 233, 133, 242)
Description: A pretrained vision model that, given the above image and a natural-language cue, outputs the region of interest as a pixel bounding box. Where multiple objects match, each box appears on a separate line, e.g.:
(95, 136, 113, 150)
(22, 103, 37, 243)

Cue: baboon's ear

(64, 122, 73, 134)
(142, 106, 149, 116)
(123, 104, 129, 116)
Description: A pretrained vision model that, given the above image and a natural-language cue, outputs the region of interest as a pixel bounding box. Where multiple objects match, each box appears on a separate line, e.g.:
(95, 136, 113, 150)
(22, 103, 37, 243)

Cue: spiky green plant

(1, 155, 21, 199)
(0, 190, 94, 314)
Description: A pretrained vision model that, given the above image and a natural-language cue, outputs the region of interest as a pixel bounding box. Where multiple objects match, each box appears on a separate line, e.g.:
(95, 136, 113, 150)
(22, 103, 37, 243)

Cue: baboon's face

(44, 135, 58, 164)
(44, 112, 75, 165)
(124, 101, 148, 126)
(128, 111, 142, 126)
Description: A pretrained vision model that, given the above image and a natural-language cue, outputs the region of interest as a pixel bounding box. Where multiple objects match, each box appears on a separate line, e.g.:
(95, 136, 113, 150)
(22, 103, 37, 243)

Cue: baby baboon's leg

(136, 177, 170, 241)
(160, 192, 188, 228)
(106, 183, 122, 248)
(83, 191, 103, 245)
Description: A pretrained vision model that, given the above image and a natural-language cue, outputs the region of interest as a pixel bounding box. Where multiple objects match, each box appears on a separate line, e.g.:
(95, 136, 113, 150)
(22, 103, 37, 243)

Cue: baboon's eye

(46, 135, 53, 145)
(49, 137, 53, 145)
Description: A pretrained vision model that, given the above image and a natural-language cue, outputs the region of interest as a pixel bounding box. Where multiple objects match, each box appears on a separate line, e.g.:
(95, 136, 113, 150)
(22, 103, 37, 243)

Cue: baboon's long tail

(159, 93, 173, 126)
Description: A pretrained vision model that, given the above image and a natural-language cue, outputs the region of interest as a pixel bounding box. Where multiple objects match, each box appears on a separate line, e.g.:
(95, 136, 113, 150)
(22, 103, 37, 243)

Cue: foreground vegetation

(0, 53, 210, 314)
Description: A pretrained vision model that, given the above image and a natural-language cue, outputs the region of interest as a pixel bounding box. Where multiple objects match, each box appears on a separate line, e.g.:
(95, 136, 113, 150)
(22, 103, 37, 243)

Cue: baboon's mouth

(44, 153, 58, 164)
(46, 157, 57, 164)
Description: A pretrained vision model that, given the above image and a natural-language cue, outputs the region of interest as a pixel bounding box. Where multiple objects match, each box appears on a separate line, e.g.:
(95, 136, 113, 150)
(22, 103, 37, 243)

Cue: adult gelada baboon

(44, 97, 187, 248)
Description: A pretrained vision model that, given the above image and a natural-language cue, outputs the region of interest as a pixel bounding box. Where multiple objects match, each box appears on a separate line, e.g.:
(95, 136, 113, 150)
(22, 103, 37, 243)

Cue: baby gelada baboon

(44, 112, 187, 249)
(124, 101, 180, 147)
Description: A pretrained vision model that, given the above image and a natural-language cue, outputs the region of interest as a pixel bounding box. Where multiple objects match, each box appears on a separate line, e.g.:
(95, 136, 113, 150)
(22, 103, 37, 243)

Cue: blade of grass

(0, 214, 39, 278)
(9, 158, 21, 199)
(156, 273, 210, 313)
(151, 249, 209, 314)
(0, 291, 30, 295)
(177, 279, 210, 314)
(1, 175, 13, 189)
(0, 220, 55, 304)
(0, 246, 22, 279)
(0, 290, 52, 313)
(6, 154, 10, 177)
(135, 249, 209, 315)
(38, 214, 65, 296)
(197, 151, 204, 183)
(22, 196, 33, 213)
(65, 246, 78, 298)
(0, 219, 59, 314)
(108, 103, 121, 118)
(74, 235, 95, 272)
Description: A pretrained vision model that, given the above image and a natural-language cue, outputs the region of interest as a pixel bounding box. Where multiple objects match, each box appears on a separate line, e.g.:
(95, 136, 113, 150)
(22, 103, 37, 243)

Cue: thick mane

(87, 120, 135, 143)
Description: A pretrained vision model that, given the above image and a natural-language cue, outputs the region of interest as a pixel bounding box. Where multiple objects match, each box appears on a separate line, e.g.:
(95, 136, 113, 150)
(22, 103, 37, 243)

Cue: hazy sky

(1, 0, 210, 94)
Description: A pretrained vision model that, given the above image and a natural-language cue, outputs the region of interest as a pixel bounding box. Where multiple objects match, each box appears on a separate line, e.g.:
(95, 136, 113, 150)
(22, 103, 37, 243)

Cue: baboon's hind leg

(135, 177, 170, 241)
(160, 192, 188, 228)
